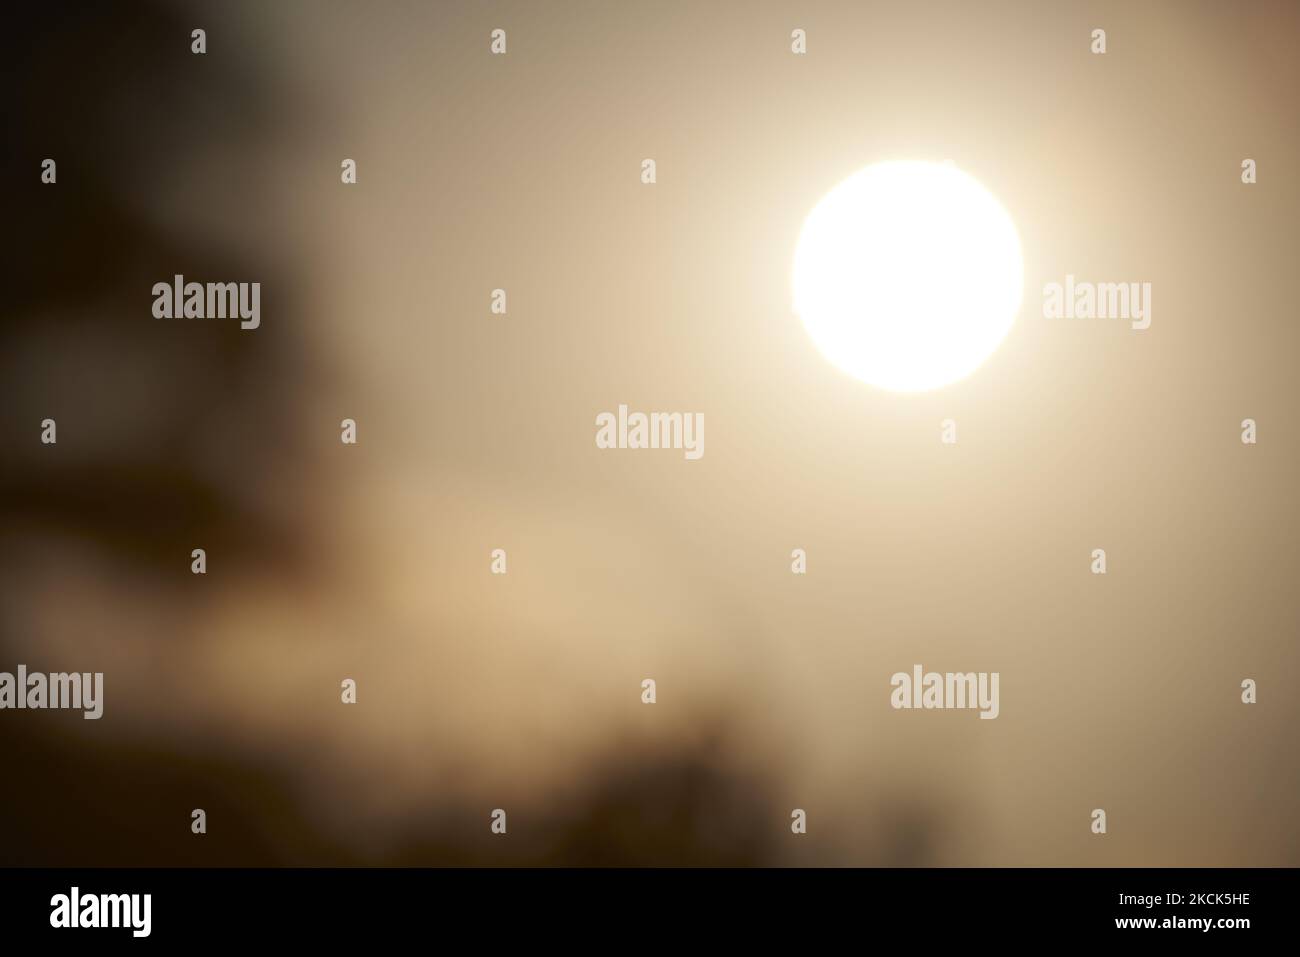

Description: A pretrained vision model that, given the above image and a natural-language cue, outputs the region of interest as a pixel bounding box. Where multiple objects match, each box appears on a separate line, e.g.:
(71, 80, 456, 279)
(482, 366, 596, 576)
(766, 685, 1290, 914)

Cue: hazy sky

(3, 0, 1298, 865)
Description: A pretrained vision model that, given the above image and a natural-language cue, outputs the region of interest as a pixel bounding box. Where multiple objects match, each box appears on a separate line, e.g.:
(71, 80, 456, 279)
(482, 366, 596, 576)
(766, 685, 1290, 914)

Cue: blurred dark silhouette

(0, 716, 791, 866)
(2, 1, 313, 573)
(0, 3, 838, 867)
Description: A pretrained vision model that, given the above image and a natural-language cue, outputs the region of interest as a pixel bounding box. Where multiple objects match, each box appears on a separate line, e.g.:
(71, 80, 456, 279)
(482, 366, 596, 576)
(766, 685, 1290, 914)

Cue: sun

(792, 160, 1023, 393)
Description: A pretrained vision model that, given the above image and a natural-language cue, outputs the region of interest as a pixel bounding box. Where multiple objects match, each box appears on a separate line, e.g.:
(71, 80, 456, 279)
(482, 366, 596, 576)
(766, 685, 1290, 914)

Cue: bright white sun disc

(792, 160, 1023, 392)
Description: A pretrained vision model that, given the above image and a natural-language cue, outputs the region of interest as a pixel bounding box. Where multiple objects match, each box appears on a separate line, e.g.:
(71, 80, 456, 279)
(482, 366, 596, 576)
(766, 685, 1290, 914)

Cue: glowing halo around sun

(792, 160, 1024, 393)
